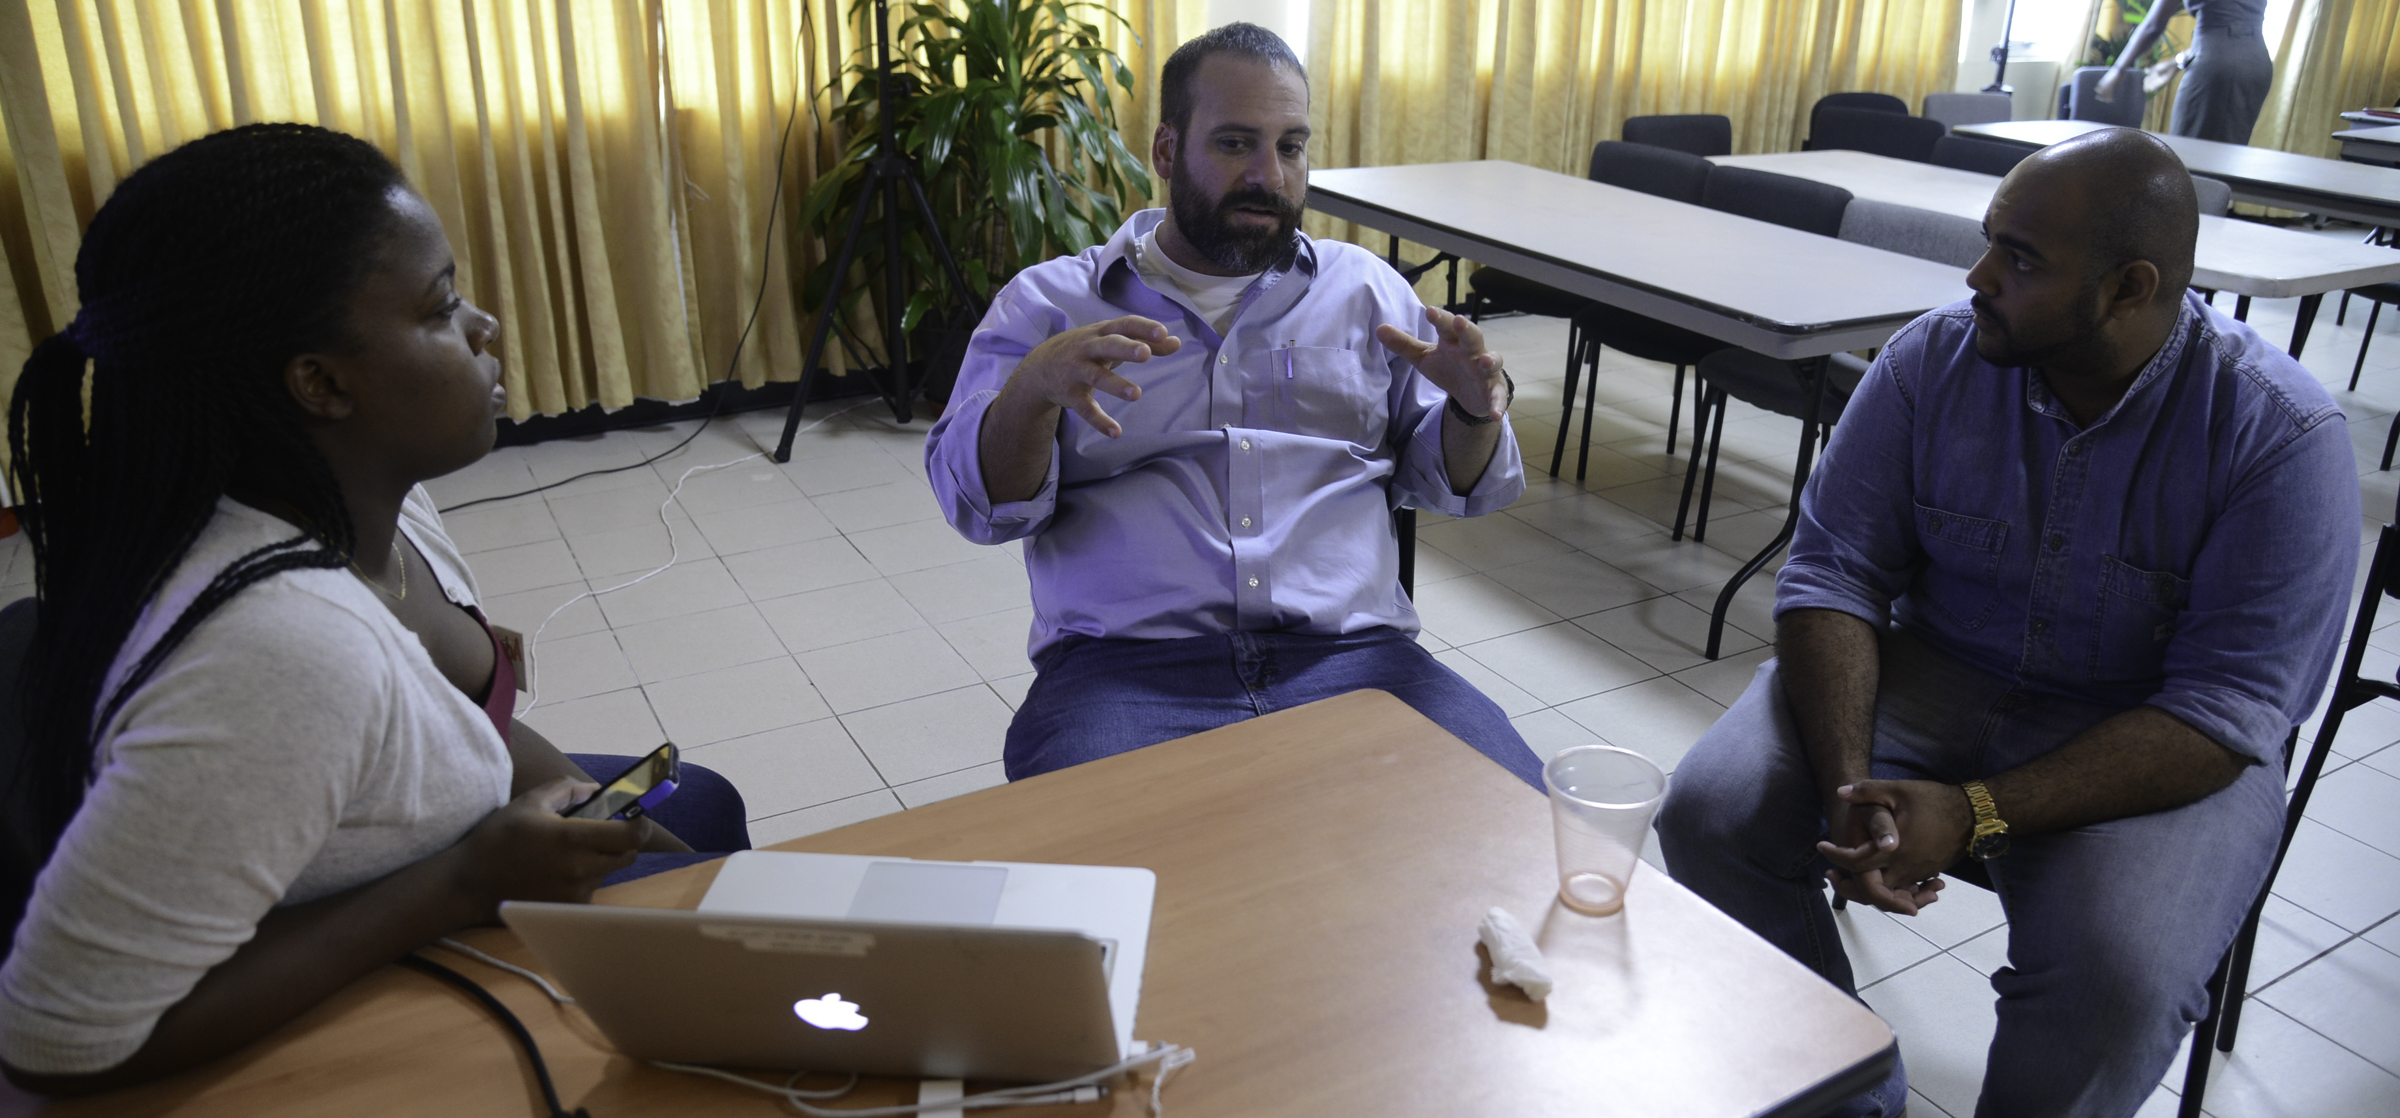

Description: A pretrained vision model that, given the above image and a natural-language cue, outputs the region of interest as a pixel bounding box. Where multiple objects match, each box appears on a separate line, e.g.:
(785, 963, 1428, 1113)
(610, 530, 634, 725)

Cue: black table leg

(2289, 293, 2324, 358)
(1707, 355, 1831, 659)
(2235, 295, 2252, 321)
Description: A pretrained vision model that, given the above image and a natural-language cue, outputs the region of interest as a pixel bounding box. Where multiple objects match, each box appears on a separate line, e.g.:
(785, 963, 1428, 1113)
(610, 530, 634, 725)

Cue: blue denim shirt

(927, 210, 1524, 656)
(1777, 293, 2358, 765)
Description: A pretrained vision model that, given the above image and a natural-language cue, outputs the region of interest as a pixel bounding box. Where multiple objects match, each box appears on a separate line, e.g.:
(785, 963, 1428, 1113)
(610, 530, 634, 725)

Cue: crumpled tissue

(1476, 906, 1553, 1001)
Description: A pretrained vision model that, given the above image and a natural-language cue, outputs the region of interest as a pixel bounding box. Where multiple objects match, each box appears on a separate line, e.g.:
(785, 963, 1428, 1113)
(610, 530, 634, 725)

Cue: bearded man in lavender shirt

(1656, 130, 2358, 1117)
(924, 23, 1542, 787)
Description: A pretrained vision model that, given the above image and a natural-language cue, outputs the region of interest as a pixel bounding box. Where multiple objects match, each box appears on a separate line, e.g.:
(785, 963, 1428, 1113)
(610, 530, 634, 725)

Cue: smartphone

(561, 742, 680, 821)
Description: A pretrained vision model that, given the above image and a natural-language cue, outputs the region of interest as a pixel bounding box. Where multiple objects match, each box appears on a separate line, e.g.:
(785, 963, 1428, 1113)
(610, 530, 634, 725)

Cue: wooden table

(1712, 149, 2400, 357)
(1309, 160, 1972, 659)
(0, 692, 1894, 1118)
(2334, 125, 2400, 169)
(1956, 120, 2400, 228)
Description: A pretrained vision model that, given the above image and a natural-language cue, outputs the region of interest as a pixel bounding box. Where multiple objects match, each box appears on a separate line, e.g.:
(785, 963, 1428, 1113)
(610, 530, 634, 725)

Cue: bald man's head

(2012, 129, 2200, 298)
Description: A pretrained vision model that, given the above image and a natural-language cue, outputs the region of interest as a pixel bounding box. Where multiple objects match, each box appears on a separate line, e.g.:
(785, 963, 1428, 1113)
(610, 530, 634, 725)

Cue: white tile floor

(5, 230, 2399, 1115)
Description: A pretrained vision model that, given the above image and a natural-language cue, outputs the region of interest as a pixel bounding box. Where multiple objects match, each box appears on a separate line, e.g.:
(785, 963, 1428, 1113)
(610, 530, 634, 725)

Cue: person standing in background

(2096, 0, 2276, 145)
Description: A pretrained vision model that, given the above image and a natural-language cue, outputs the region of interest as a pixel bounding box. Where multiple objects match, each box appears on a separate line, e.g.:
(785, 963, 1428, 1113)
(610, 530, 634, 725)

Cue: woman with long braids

(0, 124, 748, 1092)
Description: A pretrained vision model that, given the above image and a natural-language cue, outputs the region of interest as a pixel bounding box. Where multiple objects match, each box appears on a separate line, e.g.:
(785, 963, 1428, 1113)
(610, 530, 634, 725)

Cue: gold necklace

(350, 540, 406, 601)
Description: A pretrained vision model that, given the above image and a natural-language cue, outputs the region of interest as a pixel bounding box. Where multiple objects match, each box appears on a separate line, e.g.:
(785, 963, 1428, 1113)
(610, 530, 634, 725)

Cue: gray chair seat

(1693, 349, 1870, 425)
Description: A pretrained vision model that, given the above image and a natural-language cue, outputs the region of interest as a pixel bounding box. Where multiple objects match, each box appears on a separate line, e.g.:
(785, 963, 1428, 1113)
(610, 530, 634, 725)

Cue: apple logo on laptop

(793, 993, 869, 1032)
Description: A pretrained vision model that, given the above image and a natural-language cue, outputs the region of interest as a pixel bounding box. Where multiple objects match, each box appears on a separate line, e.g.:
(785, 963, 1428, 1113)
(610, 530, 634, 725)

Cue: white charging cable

(652, 1040, 1196, 1117)
(517, 398, 880, 714)
(432, 928, 1194, 1116)
(431, 938, 575, 1005)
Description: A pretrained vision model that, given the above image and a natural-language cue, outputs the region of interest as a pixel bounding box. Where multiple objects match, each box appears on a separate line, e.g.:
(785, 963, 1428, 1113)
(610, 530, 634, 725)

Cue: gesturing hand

(1375, 306, 1507, 419)
(1002, 315, 1181, 439)
(1818, 779, 1971, 916)
(449, 777, 652, 922)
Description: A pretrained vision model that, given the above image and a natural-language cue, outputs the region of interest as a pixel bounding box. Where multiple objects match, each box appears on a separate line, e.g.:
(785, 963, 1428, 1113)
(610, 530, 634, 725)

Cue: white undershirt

(1133, 227, 1262, 335)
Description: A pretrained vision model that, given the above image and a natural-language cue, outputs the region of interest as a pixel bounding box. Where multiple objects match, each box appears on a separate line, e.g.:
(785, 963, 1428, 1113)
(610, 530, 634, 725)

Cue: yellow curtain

(1302, 0, 1960, 288)
(0, 0, 876, 431)
(2252, 0, 2400, 159)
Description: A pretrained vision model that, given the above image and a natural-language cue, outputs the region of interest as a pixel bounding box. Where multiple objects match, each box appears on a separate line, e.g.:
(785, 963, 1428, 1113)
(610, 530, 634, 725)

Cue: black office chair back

(1620, 114, 1733, 158)
(1588, 140, 1713, 204)
(1930, 134, 2031, 177)
(1809, 107, 1947, 163)
(1701, 166, 1853, 238)
(0, 598, 44, 959)
(1805, 91, 1908, 148)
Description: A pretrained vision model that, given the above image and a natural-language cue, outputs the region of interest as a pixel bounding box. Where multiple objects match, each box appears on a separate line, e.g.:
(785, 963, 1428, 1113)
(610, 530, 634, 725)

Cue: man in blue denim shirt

(1658, 131, 2357, 1116)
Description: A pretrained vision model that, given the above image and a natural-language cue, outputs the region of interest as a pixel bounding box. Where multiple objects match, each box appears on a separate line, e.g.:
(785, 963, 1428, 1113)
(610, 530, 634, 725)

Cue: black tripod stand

(774, 0, 983, 462)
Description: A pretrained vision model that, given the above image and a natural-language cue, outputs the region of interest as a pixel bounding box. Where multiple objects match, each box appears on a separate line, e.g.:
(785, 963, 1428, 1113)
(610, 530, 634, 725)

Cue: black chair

(1468, 142, 1724, 476)
(2173, 523, 2400, 1115)
(1804, 92, 1908, 149)
(1547, 144, 1730, 481)
(0, 598, 41, 957)
(1808, 107, 1948, 163)
(1670, 168, 1855, 542)
(1930, 134, 2031, 177)
(1622, 113, 1733, 158)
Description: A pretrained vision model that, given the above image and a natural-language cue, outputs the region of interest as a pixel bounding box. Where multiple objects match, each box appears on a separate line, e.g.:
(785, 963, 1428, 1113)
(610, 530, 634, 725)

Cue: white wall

(1204, 0, 1309, 60)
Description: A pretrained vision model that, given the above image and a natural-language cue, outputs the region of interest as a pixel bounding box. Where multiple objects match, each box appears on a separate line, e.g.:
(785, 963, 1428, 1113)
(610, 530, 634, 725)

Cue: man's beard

(1170, 161, 1303, 274)
(1972, 278, 2107, 368)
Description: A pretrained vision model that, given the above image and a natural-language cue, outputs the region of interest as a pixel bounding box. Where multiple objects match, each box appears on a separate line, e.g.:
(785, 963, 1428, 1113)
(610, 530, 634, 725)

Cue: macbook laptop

(500, 852, 1155, 1082)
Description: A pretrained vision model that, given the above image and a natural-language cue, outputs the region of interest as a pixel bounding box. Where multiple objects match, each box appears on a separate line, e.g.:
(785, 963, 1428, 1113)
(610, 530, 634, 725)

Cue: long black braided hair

(5, 124, 411, 896)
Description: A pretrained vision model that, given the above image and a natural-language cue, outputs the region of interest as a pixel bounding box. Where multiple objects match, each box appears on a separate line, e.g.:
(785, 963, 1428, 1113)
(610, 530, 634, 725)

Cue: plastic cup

(1543, 745, 1668, 916)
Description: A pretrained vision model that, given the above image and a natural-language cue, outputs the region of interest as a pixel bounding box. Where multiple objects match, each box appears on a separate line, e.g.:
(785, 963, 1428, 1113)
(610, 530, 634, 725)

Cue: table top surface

(2334, 125, 2400, 145)
(0, 692, 1893, 1118)
(1712, 149, 2400, 297)
(1956, 121, 2400, 209)
(1308, 160, 1969, 352)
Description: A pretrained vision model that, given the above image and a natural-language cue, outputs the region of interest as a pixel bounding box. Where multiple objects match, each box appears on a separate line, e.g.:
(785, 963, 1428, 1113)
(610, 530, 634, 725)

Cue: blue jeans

(567, 754, 753, 886)
(1005, 627, 1545, 790)
(1654, 628, 2285, 1118)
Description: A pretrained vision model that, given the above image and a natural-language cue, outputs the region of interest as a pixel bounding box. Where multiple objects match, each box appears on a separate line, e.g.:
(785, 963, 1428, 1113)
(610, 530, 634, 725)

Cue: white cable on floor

(517, 398, 882, 714)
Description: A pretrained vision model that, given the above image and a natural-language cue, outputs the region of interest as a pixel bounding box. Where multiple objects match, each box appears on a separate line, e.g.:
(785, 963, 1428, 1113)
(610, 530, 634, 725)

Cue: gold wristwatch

(1962, 780, 2009, 861)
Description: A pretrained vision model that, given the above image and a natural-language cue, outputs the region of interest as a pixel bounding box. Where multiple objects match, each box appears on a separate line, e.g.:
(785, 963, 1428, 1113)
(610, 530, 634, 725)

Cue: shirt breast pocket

(1914, 503, 2010, 631)
(2087, 554, 2189, 685)
(1248, 346, 1384, 445)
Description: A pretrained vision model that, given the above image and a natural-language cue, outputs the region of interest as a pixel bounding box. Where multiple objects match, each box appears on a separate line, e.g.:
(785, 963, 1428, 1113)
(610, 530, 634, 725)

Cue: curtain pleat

(1301, 0, 1962, 299)
(2253, 0, 2400, 160)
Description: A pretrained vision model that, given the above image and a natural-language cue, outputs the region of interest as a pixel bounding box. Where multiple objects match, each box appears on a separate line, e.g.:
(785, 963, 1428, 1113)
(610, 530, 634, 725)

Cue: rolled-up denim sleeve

(925, 287, 1063, 544)
(1775, 334, 1925, 627)
(2148, 415, 2359, 765)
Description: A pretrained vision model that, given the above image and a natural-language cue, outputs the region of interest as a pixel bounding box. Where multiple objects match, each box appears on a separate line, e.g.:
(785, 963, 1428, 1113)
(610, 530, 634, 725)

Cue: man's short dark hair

(1158, 22, 1306, 136)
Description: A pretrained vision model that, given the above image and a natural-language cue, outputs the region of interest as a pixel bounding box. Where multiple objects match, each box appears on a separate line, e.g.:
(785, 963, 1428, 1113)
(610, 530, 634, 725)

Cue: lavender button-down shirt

(1777, 293, 2358, 765)
(926, 209, 1525, 657)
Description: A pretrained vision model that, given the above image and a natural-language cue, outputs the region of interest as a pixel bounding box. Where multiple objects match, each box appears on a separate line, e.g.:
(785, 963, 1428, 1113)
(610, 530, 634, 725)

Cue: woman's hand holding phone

(446, 777, 651, 922)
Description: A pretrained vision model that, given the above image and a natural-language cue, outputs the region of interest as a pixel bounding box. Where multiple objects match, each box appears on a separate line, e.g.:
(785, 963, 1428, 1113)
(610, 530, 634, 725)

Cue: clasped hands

(1817, 779, 1976, 916)
(1001, 307, 1505, 439)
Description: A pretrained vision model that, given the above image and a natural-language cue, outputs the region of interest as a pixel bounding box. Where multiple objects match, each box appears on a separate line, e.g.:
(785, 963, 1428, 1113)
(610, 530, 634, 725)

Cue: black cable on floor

(397, 954, 589, 1118)
(441, 4, 818, 516)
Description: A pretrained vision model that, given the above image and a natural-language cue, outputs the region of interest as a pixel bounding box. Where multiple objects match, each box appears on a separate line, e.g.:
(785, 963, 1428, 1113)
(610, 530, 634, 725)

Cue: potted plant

(799, 0, 1153, 407)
